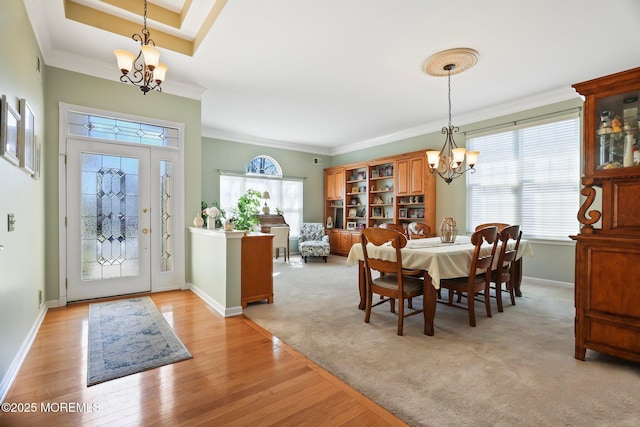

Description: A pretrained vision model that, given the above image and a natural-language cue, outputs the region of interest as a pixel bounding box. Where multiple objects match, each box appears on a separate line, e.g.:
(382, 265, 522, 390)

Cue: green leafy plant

(232, 189, 262, 231)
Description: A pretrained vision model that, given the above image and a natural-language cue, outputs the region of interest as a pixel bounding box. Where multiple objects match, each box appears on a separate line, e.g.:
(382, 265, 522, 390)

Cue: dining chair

(270, 226, 290, 262)
(490, 225, 522, 312)
(475, 223, 510, 232)
(439, 226, 499, 327)
(379, 222, 406, 236)
(360, 227, 427, 335)
(408, 222, 431, 239)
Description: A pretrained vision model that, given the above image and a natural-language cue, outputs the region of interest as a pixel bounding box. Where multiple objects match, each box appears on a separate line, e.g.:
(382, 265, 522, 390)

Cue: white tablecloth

(346, 236, 533, 289)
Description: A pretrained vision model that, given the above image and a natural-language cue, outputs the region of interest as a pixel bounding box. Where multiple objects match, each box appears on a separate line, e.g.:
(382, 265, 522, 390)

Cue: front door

(66, 139, 152, 301)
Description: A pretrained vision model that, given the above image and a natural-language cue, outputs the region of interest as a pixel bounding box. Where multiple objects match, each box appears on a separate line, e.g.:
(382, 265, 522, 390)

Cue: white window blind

(466, 114, 581, 241)
(220, 174, 303, 238)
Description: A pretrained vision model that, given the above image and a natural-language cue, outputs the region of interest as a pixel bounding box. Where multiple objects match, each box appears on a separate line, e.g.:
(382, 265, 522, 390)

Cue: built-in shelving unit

(323, 150, 436, 255)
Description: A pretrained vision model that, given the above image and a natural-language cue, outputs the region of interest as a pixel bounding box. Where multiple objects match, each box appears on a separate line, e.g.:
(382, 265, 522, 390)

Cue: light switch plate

(8, 213, 15, 232)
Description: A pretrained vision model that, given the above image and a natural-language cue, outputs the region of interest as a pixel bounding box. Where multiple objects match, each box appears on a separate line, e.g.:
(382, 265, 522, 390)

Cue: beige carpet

(243, 255, 640, 427)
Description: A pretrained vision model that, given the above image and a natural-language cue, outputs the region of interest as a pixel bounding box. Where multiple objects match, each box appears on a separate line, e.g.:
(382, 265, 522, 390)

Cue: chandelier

(114, 0, 168, 94)
(423, 48, 479, 184)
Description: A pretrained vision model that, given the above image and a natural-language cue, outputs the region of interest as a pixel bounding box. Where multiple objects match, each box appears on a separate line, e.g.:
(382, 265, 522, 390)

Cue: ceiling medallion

(422, 48, 479, 77)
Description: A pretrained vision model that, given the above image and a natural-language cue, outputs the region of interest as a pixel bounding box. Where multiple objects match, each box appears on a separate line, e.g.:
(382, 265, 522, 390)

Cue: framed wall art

(1, 95, 20, 166)
(18, 98, 35, 174)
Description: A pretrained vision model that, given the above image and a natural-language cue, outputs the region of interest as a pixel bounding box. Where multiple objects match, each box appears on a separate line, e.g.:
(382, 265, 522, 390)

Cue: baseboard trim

(522, 275, 573, 288)
(186, 283, 243, 317)
(0, 303, 49, 403)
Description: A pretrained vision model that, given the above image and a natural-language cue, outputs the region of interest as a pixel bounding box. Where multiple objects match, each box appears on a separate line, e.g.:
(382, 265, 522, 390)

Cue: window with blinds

(466, 113, 581, 241)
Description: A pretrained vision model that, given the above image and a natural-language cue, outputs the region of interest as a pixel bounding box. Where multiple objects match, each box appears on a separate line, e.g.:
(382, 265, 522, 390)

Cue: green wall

(44, 67, 202, 291)
(201, 137, 330, 223)
(0, 0, 46, 396)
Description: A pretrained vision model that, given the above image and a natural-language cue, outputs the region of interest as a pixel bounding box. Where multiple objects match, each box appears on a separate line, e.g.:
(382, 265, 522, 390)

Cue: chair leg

(496, 282, 504, 313)
(389, 298, 396, 314)
(484, 285, 492, 319)
(304, 256, 307, 263)
(408, 298, 413, 309)
(365, 288, 373, 324)
(468, 292, 476, 327)
(397, 297, 404, 336)
(508, 277, 516, 305)
(323, 256, 327, 263)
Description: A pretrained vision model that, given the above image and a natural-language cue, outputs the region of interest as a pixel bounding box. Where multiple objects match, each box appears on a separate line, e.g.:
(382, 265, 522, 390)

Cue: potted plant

(232, 189, 262, 231)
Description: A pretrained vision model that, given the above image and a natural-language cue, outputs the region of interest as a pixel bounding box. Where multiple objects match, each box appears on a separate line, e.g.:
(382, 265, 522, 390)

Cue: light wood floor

(1, 290, 406, 426)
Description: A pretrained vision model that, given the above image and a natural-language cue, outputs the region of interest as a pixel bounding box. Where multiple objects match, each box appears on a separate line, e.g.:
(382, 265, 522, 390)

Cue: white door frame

(58, 103, 185, 305)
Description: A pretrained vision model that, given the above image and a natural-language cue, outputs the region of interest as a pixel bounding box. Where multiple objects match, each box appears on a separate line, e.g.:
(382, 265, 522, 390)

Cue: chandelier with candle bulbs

(423, 48, 479, 184)
(114, 0, 168, 94)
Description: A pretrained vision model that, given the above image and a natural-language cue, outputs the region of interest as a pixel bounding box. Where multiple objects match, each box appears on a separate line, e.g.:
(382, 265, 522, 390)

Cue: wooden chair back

(475, 223, 510, 233)
(408, 222, 431, 239)
(470, 226, 499, 276)
(379, 222, 406, 236)
(361, 227, 407, 278)
(491, 225, 522, 311)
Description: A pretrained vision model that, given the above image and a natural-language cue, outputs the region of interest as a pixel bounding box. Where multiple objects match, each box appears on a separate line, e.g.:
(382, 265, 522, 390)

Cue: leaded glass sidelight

(160, 160, 173, 272)
(81, 153, 140, 280)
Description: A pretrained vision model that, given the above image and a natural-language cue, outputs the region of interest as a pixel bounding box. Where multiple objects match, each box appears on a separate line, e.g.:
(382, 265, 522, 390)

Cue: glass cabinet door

(595, 90, 639, 170)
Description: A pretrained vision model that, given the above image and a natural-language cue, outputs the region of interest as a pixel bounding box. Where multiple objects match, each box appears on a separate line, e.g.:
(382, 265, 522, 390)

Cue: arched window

(246, 155, 282, 176)
(220, 155, 303, 237)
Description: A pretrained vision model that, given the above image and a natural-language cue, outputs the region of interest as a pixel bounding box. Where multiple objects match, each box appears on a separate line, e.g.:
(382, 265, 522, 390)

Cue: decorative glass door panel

(81, 153, 140, 280)
(67, 140, 151, 301)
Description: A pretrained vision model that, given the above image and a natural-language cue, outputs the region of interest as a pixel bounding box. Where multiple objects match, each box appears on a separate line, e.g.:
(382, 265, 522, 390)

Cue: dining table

(346, 235, 533, 335)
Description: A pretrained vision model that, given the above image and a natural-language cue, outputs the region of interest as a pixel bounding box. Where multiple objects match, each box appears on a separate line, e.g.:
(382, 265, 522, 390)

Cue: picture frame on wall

(32, 138, 41, 180)
(18, 98, 35, 174)
(1, 95, 21, 166)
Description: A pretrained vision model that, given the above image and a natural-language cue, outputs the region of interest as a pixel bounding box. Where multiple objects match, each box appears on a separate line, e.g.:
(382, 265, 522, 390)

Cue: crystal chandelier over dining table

(423, 48, 479, 184)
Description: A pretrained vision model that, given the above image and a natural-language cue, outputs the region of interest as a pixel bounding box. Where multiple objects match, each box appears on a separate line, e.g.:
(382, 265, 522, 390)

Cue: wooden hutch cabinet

(324, 150, 436, 256)
(572, 67, 640, 363)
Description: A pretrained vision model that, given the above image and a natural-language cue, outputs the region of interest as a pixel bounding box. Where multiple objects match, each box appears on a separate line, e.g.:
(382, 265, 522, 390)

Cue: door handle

(142, 228, 149, 234)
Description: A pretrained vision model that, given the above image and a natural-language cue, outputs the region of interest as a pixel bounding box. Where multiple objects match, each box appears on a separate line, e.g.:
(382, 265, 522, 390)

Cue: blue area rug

(87, 296, 192, 386)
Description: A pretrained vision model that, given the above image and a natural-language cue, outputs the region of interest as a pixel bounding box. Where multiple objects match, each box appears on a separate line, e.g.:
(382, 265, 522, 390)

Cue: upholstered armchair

(298, 223, 330, 263)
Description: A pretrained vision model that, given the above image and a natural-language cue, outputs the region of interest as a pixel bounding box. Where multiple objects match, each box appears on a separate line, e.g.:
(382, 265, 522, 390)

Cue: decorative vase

(207, 218, 216, 229)
(439, 217, 458, 243)
(224, 221, 235, 231)
(623, 133, 635, 167)
(193, 215, 204, 228)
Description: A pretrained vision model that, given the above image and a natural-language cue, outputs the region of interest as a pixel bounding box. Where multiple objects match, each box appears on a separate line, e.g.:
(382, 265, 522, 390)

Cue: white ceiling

(24, 0, 640, 155)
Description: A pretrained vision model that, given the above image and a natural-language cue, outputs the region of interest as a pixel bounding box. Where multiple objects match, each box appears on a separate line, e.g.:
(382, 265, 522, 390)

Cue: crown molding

(330, 86, 581, 156)
(201, 127, 333, 156)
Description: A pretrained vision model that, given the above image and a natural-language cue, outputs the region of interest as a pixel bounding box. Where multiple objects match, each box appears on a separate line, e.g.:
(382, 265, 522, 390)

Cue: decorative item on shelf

(114, 0, 168, 95)
(439, 217, 458, 243)
(357, 171, 366, 180)
(423, 48, 480, 184)
(224, 218, 235, 231)
(262, 191, 271, 214)
(347, 221, 357, 230)
(371, 169, 380, 178)
(193, 215, 204, 228)
(326, 216, 333, 228)
(623, 133, 635, 167)
(373, 195, 384, 204)
(204, 206, 220, 229)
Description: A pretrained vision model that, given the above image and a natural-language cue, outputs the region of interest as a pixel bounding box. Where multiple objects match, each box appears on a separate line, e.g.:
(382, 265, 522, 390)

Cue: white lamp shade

(141, 45, 160, 70)
(426, 150, 440, 168)
(114, 49, 135, 73)
(466, 150, 479, 167)
(452, 147, 466, 164)
(262, 191, 270, 199)
(153, 63, 168, 83)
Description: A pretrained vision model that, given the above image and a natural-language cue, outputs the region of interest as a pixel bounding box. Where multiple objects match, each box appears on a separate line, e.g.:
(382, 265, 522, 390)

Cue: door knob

(142, 228, 149, 234)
